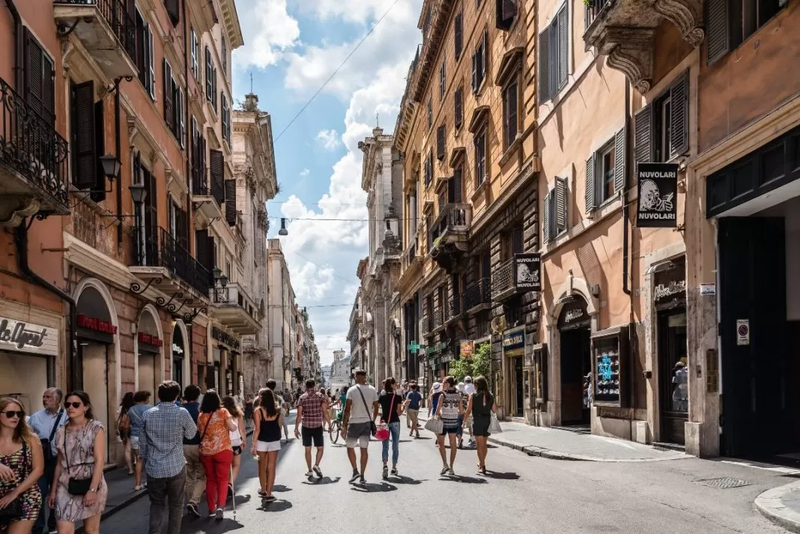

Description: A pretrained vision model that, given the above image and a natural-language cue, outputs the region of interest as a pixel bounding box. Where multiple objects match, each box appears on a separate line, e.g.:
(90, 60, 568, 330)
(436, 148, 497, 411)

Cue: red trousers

(200, 449, 233, 511)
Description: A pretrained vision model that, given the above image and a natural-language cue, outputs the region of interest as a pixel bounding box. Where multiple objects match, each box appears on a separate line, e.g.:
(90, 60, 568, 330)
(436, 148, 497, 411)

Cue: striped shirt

(439, 389, 463, 429)
(139, 403, 197, 479)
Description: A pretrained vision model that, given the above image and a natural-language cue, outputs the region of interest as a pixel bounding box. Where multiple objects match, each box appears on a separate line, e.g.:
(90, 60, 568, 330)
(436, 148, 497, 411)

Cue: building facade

(267, 238, 297, 391)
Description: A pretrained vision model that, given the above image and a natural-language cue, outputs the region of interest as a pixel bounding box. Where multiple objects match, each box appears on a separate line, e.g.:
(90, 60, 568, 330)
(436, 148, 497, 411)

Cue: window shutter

(452, 167, 463, 202)
(196, 229, 209, 269)
(165, 0, 180, 25)
(71, 81, 96, 189)
(90, 100, 106, 203)
(136, 15, 146, 82)
(437, 125, 445, 160)
(706, 0, 730, 66)
(506, 80, 518, 146)
(133, 151, 141, 184)
(585, 153, 596, 213)
(225, 179, 237, 226)
(163, 59, 174, 129)
(543, 192, 552, 242)
(614, 126, 626, 193)
(454, 13, 463, 59)
(205, 47, 213, 101)
(210, 148, 224, 184)
(538, 27, 550, 103)
(471, 51, 478, 93)
(482, 31, 489, 79)
(24, 29, 55, 126)
(42, 54, 55, 127)
(497, 0, 517, 30)
(148, 27, 156, 100)
(454, 87, 463, 129)
(669, 71, 689, 159)
(634, 105, 653, 164)
(555, 177, 567, 233)
(557, 5, 569, 90)
(178, 89, 186, 149)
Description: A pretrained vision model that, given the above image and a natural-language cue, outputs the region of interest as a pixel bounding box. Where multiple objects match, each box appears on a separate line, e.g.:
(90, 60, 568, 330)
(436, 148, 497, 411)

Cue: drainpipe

(16, 223, 78, 392)
(622, 79, 638, 436)
(6, 0, 23, 90)
(115, 83, 123, 248)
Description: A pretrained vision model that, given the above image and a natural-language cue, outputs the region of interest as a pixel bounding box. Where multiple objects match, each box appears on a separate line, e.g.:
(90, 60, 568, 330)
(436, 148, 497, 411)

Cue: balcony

(130, 226, 211, 301)
(583, 0, 703, 93)
(0, 77, 69, 227)
(429, 203, 471, 272)
(492, 254, 542, 302)
(192, 168, 224, 227)
(446, 294, 461, 325)
(53, 0, 137, 80)
(464, 278, 492, 314)
(420, 316, 431, 337)
(210, 282, 261, 335)
(432, 307, 444, 332)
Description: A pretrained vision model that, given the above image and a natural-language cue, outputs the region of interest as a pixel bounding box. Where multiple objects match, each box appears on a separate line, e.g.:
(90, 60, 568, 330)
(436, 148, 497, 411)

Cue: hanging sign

(459, 340, 474, 359)
(636, 163, 678, 227)
(515, 254, 541, 292)
(0, 317, 58, 357)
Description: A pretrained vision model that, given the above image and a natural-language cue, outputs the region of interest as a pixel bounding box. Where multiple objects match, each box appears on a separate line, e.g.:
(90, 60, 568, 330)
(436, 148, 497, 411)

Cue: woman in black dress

(462, 376, 496, 475)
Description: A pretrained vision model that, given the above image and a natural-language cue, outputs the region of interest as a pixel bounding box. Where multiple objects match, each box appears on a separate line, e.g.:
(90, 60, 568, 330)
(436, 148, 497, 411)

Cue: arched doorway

(172, 320, 190, 391)
(136, 307, 163, 397)
(557, 296, 591, 426)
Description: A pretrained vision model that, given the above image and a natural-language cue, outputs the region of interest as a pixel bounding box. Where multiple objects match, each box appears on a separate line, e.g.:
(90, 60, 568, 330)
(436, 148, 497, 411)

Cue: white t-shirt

(346, 384, 378, 424)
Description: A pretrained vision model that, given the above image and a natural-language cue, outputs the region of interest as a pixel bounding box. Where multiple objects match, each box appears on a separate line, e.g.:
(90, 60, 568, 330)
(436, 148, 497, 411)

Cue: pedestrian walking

(378, 378, 403, 479)
(0, 397, 44, 534)
(342, 369, 379, 485)
(435, 376, 464, 476)
(197, 391, 237, 521)
(139, 381, 197, 534)
(463, 376, 476, 447)
(403, 383, 422, 438)
(180, 385, 204, 518)
(128, 391, 152, 491)
(266, 381, 290, 441)
(221, 396, 245, 497)
(50, 391, 107, 534)
(28, 388, 66, 534)
(251, 389, 282, 502)
(462, 376, 496, 475)
(115, 393, 135, 475)
(294, 380, 328, 479)
(429, 381, 443, 448)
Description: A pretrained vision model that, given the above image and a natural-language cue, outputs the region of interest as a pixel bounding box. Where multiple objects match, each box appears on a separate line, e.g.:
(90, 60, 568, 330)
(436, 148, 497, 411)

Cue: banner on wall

(636, 163, 678, 228)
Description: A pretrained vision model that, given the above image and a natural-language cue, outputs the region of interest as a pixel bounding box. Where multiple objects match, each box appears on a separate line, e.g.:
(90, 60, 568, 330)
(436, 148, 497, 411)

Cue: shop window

(634, 71, 688, 164)
(707, 0, 785, 66)
(538, 3, 568, 103)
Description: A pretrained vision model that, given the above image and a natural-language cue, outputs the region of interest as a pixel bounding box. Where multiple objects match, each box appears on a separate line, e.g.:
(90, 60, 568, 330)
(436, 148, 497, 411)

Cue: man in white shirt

(342, 369, 379, 485)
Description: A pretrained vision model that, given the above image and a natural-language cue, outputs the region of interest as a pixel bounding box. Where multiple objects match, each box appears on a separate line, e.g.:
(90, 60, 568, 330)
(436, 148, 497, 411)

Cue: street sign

(736, 319, 750, 346)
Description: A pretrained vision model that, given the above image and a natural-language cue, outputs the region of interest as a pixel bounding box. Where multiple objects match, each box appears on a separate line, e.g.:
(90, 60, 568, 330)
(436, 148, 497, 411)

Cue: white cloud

(299, 168, 310, 178)
(233, 0, 301, 69)
(296, 0, 396, 23)
(316, 129, 341, 150)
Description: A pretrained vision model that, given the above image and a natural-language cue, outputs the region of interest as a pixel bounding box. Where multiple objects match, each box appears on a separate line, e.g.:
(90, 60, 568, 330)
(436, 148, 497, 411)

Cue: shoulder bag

(424, 393, 444, 435)
(64, 425, 94, 496)
(42, 409, 63, 477)
(375, 394, 396, 442)
(354, 386, 377, 436)
(199, 411, 215, 447)
(0, 442, 27, 524)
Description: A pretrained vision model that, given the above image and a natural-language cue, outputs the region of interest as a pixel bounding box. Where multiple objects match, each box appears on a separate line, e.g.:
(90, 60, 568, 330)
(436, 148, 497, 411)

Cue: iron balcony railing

(585, 0, 612, 28)
(464, 277, 492, 312)
(192, 164, 208, 196)
(53, 0, 136, 60)
(432, 306, 444, 330)
(492, 258, 516, 301)
(0, 76, 69, 210)
(135, 226, 211, 295)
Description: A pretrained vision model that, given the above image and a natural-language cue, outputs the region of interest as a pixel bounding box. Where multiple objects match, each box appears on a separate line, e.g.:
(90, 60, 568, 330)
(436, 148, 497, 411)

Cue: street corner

(755, 480, 800, 533)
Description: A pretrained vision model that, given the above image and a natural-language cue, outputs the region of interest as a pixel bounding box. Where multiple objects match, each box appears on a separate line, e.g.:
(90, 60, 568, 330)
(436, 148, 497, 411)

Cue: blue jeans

(381, 422, 400, 465)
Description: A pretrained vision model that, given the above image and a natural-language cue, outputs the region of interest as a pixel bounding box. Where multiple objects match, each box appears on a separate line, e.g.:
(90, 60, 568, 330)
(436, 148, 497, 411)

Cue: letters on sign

(77, 314, 118, 334)
(0, 318, 47, 350)
(636, 163, 678, 228)
(515, 254, 542, 292)
(138, 332, 163, 347)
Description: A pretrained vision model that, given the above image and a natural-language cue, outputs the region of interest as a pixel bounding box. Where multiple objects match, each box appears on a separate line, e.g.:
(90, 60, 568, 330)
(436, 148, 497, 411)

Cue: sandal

(258, 489, 267, 497)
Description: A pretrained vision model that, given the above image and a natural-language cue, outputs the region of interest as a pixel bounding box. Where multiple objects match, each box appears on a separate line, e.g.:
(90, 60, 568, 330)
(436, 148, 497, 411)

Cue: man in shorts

(294, 379, 329, 478)
(403, 382, 422, 438)
(342, 369, 379, 485)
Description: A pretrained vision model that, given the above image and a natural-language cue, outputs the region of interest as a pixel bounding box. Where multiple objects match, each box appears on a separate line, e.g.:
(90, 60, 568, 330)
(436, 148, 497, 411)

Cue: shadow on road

(482, 471, 520, 480)
(231, 494, 253, 506)
(301, 476, 341, 485)
(272, 484, 292, 492)
(350, 482, 397, 492)
(185, 517, 245, 533)
(257, 499, 293, 512)
(386, 475, 424, 485)
(439, 474, 487, 484)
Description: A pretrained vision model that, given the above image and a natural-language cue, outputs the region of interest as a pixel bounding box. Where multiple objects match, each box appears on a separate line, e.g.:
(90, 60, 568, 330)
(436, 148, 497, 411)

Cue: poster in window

(636, 163, 678, 227)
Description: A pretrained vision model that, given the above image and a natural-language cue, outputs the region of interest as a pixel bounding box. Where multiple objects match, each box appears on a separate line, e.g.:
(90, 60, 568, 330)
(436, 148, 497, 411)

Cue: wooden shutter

(634, 105, 653, 163)
(454, 13, 463, 59)
(41, 52, 55, 127)
(452, 167, 463, 203)
(90, 100, 106, 203)
(614, 127, 626, 193)
(505, 79, 518, 146)
(482, 31, 489, 80)
(177, 88, 185, 148)
(555, 177, 567, 233)
(136, 13, 146, 84)
(24, 29, 55, 126)
(210, 148, 223, 186)
(497, 0, 517, 30)
(543, 192, 551, 242)
(471, 50, 478, 93)
(585, 153, 596, 213)
(71, 81, 96, 189)
(538, 27, 550, 103)
(557, 5, 569, 90)
(205, 47, 213, 101)
(163, 59, 174, 129)
(437, 125, 445, 160)
(178, 207, 188, 249)
(706, 0, 729, 66)
(454, 87, 463, 129)
(147, 26, 156, 99)
(165, 0, 180, 26)
(669, 71, 689, 158)
(196, 229, 209, 269)
(225, 179, 237, 226)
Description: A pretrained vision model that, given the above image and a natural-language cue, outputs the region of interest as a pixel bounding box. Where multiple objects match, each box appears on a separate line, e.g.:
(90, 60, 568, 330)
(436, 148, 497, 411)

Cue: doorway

(138, 352, 156, 396)
(79, 343, 110, 457)
(507, 356, 524, 417)
(560, 327, 591, 425)
(658, 310, 688, 444)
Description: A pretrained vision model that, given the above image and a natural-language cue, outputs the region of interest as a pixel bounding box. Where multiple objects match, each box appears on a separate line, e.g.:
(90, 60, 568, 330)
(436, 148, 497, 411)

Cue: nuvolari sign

(636, 163, 678, 228)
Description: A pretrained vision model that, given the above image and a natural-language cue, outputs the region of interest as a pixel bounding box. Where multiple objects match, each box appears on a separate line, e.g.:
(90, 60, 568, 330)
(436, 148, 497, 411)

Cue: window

(585, 128, 625, 213)
(439, 59, 446, 99)
(436, 124, 446, 160)
(221, 36, 228, 77)
(427, 96, 432, 129)
(222, 94, 230, 145)
(425, 150, 433, 187)
(135, 10, 156, 100)
(503, 77, 519, 147)
(225, 178, 237, 226)
(454, 87, 463, 130)
(538, 3, 568, 103)
(450, 166, 463, 203)
(23, 29, 55, 126)
(543, 178, 567, 242)
(163, 59, 185, 147)
(707, 0, 785, 66)
(471, 30, 488, 93)
(454, 12, 463, 59)
(474, 128, 487, 186)
(205, 46, 217, 112)
(496, 0, 518, 30)
(190, 28, 198, 80)
(165, 0, 180, 26)
(634, 70, 688, 164)
(70, 80, 105, 201)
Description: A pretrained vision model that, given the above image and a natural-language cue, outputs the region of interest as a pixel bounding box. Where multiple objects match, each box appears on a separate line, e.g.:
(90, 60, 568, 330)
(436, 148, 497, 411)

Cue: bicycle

(329, 413, 343, 443)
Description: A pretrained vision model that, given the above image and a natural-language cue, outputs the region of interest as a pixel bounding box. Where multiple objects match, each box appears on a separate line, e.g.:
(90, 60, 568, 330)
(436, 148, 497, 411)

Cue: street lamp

(278, 218, 288, 236)
(129, 183, 147, 263)
(99, 154, 122, 181)
(128, 183, 147, 205)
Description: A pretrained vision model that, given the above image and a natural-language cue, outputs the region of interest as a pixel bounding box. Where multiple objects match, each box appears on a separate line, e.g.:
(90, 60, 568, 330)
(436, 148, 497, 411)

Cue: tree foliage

(451, 342, 491, 382)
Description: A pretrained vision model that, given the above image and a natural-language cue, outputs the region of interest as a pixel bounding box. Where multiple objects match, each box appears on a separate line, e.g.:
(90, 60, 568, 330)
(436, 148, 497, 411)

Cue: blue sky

(231, 0, 424, 365)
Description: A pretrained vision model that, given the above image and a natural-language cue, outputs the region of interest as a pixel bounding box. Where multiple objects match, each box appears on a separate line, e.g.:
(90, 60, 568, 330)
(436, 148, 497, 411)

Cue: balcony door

(449, 167, 463, 203)
(141, 161, 158, 264)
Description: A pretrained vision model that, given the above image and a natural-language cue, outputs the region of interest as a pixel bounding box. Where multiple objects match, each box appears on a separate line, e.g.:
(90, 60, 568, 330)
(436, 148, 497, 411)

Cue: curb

(755, 481, 800, 534)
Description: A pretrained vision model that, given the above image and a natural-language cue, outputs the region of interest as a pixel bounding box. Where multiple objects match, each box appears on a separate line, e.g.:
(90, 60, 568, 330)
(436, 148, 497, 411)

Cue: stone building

(267, 238, 297, 391)
(347, 289, 363, 372)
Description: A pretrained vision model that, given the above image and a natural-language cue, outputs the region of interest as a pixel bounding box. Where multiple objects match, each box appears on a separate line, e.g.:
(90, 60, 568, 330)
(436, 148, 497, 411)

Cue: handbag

(424, 417, 443, 435)
(375, 393, 397, 442)
(0, 443, 27, 524)
(64, 426, 93, 496)
(354, 386, 377, 436)
(489, 413, 503, 434)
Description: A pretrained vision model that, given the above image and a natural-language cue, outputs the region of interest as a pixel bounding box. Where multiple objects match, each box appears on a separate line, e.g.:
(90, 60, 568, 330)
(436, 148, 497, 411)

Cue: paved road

(101, 418, 793, 533)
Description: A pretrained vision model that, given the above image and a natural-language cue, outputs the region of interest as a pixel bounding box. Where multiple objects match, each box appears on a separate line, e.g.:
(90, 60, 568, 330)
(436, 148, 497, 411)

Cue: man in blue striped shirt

(140, 381, 197, 534)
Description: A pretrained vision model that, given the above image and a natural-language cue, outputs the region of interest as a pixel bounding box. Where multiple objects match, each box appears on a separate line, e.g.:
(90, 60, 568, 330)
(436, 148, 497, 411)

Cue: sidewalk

(755, 480, 800, 533)
(417, 413, 688, 462)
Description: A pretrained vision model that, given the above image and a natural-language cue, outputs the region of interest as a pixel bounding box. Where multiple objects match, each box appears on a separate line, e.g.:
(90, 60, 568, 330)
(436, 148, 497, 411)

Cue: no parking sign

(736, 319, 750, 346)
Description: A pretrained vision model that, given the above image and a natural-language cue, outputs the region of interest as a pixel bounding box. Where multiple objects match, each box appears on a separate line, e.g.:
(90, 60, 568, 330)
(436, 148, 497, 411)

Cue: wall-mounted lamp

(278, 218, 289, 236)
(99, 154, 121, 181)
(128, 182, 147, 205)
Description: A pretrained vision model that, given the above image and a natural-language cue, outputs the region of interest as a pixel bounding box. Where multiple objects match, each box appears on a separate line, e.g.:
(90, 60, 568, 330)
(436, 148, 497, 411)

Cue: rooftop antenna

(376, 113, 379, 128)
(250, 72, 253, 94)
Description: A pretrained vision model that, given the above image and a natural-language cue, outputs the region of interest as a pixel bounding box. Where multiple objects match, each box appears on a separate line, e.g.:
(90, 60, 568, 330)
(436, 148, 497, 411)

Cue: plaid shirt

(297, 391, 327, 429)
(139, 403, 197, 479)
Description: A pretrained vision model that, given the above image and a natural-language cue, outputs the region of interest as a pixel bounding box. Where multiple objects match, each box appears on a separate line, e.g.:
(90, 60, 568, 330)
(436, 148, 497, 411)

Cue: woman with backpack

(0, 397, 44, 534)
(197, 391, 237, 521)
(115, 393, 135, 475)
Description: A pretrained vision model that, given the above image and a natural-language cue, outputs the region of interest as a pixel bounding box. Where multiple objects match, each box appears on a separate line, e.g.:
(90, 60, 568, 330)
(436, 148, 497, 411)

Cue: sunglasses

(65, 402, 83, 409)
(2, 410, 24, 418)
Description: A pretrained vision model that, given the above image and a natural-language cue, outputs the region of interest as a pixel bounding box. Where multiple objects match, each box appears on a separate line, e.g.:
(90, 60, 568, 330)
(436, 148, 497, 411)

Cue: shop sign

(211, 326, 241, 350)
(172, 343, 183, 355)
(77, 314, 117, 334)
(426, 342, 449, 357)
(515, 254, 541, 292)
(459, 340, 474, 359)
(636, 163, 678, 228)
(503, 331, 524, 350)
(0, 317, 58, 357)
(557, 297, 590, 330)
(138, 332, 163, 348)
(700, 284, 716, 296)
(654, 280, 686, 302)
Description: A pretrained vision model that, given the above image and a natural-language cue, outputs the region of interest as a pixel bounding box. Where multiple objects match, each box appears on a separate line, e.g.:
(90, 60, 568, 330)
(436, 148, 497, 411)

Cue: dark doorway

(658, 310, 687, 444)
(718, 216, 789, 458)
(513, 356, 524, 417)
(560, 327, 591, 425)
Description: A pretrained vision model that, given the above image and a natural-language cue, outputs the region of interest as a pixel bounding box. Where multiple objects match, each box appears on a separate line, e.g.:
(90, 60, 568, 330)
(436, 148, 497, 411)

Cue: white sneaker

(304, 470, 314, 477)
